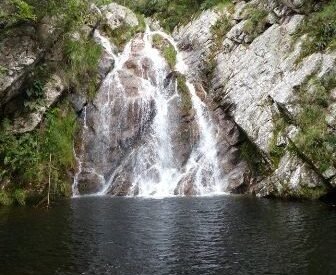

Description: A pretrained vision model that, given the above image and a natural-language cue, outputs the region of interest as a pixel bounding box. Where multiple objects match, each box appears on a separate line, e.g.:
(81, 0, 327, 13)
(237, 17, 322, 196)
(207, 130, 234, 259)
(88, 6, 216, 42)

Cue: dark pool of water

(0, 195, 336, 275)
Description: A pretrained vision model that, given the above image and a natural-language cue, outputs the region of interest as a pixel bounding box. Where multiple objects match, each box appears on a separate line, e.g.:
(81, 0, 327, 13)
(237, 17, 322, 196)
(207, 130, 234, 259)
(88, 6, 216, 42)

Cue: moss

(295, 0, 336, 62)
(152, 34, 177, 69)
(177, 75, 192, 112)
(163, 45, 177, 69)
(13, 189, 26, 205)
(295, 185, 327, 200)
(103, 15, 145, 50)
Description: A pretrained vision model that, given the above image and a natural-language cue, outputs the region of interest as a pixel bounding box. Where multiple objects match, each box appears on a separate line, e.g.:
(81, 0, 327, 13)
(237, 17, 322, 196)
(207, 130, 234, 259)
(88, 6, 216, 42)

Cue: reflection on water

(0, 196, 336, 274)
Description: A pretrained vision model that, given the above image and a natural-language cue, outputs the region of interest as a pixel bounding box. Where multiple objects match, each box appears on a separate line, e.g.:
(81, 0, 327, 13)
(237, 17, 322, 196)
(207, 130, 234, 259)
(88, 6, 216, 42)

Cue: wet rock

(77, 171, 104, 195)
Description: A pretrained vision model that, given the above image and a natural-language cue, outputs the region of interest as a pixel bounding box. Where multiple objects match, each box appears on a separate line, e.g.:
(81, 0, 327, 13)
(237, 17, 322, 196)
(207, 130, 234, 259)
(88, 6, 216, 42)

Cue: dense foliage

(0, 104, 77, 206)
(0, 0, 89, 31)
(0, 0, 99, 206)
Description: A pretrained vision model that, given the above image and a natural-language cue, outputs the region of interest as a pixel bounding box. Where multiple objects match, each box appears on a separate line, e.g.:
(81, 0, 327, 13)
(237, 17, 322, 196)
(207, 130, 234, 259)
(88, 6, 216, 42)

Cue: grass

(292, 73, 336, 173)
(243, 7, 268, 39)
(63, 36, 102, 99)
(296, 0, 336, 61)
(211, 14, 232, 51)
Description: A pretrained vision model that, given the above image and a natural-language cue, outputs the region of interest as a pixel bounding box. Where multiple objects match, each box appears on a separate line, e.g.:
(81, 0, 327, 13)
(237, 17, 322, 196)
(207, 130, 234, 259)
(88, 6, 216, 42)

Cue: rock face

(174, 0, 336, 198)
(9, 74, 64, 133)
(0, 26, 43, 109)
(73, 31, 204, 196)
(101, 3, 139, 30)
(2, 0, 335, 200)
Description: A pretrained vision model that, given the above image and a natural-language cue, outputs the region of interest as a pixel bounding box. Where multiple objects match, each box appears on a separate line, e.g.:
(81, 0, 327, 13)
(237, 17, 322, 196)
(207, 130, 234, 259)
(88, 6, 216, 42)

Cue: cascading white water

(73, 26, 226, 198)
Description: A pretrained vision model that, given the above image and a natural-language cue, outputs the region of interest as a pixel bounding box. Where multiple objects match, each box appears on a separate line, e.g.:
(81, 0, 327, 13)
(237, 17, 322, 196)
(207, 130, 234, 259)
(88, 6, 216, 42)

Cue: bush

(211, 14, 232, 49)
(0, 191, 14, 206)
(14, 189, 26, 205)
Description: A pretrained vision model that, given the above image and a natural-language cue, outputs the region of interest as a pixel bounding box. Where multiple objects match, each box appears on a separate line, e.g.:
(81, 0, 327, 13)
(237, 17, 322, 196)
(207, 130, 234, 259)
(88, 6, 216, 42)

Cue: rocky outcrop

(9, 74, 64, 133)
(101, 3, 139, 30)
(0, 26, 43, 109)
(174, 0, 336, 198)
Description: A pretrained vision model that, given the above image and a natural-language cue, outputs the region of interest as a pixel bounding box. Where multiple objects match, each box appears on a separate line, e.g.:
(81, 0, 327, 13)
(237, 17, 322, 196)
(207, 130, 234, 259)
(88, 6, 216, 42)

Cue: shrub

(0, 191, 14, 206)
(14, 189, 26, 205)
(0, 0, 89, 31)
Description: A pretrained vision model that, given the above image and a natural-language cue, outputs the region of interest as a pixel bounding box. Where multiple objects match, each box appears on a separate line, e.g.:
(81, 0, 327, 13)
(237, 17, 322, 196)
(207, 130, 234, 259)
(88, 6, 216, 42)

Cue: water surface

(0, 196, 335, 274)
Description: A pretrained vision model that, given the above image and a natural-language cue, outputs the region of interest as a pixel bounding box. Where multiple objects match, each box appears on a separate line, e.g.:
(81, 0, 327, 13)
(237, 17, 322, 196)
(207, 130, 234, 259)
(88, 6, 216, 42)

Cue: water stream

(73, 27, 226, 198)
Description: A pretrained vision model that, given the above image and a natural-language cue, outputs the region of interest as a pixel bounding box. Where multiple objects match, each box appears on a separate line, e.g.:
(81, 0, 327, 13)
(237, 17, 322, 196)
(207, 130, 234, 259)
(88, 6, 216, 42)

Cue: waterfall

(72, 27, 227, 198)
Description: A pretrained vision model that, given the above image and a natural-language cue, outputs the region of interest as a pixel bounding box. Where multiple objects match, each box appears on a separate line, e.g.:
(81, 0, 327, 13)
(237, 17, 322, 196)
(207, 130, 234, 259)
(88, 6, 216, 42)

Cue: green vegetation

(152, 35, 177, 69)
(0, 0, 90, 32)
(103, 20, 145, 49)
(243, 7, 268, 38)
(292, 73, 336, 172)
(177, 74, 192, 112)
(163, 45, 177, 69)
(0, 191, 14, 206)
(296, 0, 336, 60)
(0, 103, 77, 206)
(63, 36, 102, 99)
(211, 15, 232, 48)
(269, 115, 287, 168)
(204, 14, 232, 82)
(112, 0, 232, 32)
(240, 138, 270, 178)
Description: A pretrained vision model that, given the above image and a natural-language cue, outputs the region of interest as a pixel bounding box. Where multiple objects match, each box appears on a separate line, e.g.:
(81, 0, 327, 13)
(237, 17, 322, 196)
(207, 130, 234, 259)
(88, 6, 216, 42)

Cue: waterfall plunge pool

(0, 195, 336, 274)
